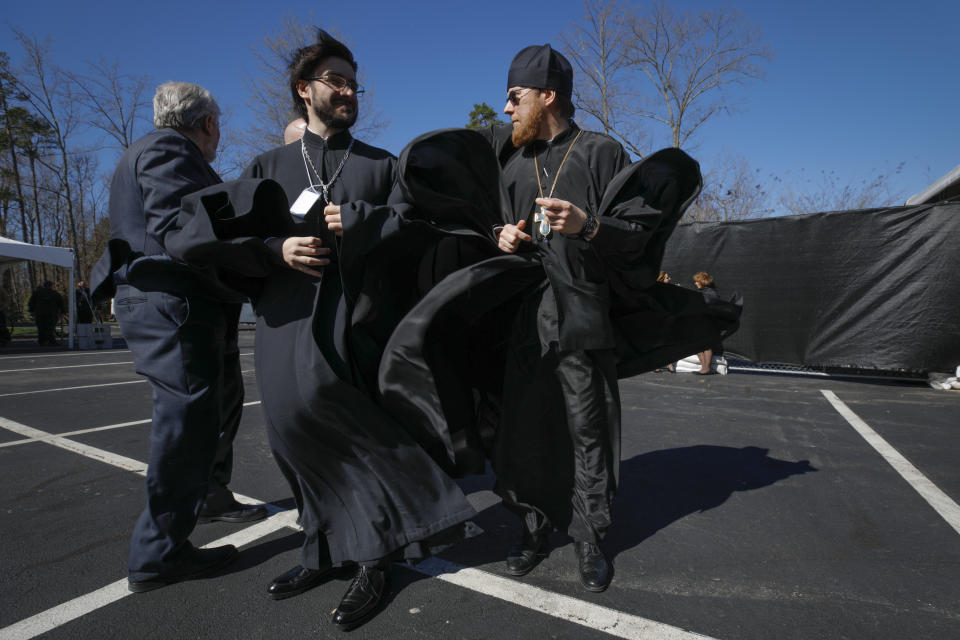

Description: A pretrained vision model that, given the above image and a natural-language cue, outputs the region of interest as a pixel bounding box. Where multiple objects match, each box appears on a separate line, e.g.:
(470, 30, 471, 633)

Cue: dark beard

(313, 99, 358, 131)
(511, 100, 543, 147)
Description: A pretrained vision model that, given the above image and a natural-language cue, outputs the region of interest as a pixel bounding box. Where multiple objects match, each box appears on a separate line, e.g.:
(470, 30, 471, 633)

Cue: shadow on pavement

(606, 445, 817, 558)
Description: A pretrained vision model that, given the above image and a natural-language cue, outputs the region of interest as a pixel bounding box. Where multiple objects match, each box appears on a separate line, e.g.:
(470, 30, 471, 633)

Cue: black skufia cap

(507, 44, 573, 98)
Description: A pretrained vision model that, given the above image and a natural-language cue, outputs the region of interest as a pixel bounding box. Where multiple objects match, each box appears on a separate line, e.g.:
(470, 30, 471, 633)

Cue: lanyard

(532, 130, 583, 239)
(300, 137, 354, 203)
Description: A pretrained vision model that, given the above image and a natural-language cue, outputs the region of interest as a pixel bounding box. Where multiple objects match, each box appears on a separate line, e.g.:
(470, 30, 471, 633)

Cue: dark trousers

(554, 349, 619, 544)
(495, 283, 621, 545)
(205, 302, 244, 509)
(36, 315, 58, 345)
(116, 284, 243, 579)
(502, 347, 620, 545)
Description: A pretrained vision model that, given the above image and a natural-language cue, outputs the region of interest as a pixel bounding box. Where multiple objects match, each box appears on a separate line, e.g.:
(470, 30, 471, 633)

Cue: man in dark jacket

(90, 81, 265, 593)
(27, 281, 65, 345)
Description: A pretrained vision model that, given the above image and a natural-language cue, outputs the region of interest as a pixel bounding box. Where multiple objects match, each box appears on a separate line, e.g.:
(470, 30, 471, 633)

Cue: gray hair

(153, 82, 220, 131)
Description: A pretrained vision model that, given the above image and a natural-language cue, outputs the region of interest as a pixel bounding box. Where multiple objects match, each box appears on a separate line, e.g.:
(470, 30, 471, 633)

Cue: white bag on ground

(675, 354, 728, 375)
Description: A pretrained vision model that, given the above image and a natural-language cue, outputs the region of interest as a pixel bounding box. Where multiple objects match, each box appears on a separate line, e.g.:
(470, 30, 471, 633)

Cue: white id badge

(290, 186, 322, 218)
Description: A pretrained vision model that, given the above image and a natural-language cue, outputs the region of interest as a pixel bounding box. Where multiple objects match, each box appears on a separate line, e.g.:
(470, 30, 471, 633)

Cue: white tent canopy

(0, 235, 74, 268)
(0, 235, 76, 348)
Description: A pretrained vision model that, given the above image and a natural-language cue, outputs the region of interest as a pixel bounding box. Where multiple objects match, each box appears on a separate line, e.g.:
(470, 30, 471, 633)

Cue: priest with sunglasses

(482, 44, 632, 593)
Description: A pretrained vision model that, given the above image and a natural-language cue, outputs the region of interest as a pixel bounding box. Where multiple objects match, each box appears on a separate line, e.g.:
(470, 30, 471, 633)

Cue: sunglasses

(507, 88, 537, 106)
(307, 73, 365, 96)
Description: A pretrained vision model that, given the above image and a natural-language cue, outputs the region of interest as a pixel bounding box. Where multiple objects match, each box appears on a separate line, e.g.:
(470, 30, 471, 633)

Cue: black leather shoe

(575, 541, 612, 592)
(267, 564, 340, 600)
(331, 565, 387, 631)
(128, 544, 238, 593)
(198, 499, 268, 524)
(505, 530, 548, 576)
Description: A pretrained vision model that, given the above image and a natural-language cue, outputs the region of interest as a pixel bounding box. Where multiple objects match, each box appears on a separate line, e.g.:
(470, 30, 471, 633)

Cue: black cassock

(216, 129, 476, 568)
(468, 122, 633, 543)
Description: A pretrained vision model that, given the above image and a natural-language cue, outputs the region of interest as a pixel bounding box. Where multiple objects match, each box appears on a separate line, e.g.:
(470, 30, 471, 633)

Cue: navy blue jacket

(91, 128, 240, 302)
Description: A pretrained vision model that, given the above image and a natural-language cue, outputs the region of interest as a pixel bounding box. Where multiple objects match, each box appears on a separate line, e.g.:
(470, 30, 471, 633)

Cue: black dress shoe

(574, 541, 612, 592)
(267, 564, 340, 600)
(198, 499, 268, 524)
(128, 544, 238, 593)
(505, 530, 548, 576)
(331, 565, 387, 631)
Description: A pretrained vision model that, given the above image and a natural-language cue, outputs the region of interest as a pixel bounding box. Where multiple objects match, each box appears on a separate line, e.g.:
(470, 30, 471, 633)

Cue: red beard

(511, 99, 543, 147)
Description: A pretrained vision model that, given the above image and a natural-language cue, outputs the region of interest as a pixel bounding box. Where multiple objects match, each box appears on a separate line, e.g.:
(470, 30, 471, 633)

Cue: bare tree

(11, 29, 85, 267)
(3, 32, 146, 292)
(626, 1, 772, 149)
(0, 52, 32, 253)
(242, 14, 388, 158)
(686, 153, 773, 222)
(69, 152, 101, 273)
(69, 58, 151, 150)
(560, 0, 647, 157)
(561, 0, 772, 155)
(212, 106, 248, 179)
(777, 164, 907, 215)
(0, 169, 10, 237)
(23, 115, 56, 246)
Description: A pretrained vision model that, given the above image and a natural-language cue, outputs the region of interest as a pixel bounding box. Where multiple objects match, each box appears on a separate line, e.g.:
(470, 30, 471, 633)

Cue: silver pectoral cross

(534, 205, 552, 240)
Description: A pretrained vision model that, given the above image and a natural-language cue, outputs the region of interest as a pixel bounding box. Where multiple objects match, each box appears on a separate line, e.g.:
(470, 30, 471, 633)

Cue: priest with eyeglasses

(240, 30, 475, 631)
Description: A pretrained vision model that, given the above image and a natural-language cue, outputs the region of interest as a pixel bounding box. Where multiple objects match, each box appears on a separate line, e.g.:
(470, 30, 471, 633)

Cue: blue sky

(3, 0, 958, 210)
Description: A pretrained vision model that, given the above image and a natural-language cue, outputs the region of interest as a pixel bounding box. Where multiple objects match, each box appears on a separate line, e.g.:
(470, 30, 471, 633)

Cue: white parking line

(0, 414, 717, 640)
(0, 418, 150, 448)
(0, 361, 134, 373)
(821, 389, 960, 536)
(0, 350, 131, 360)
(0, 511, 296, 640)
(0, 370, 256, 398)
(0, 417, 148, 473)
(0, 580, 130, 640)
(0, 402, 261, 448)
(0, 380, 145, 398)
(418, 558, 716, 639)
(0, 351, 254, 361)
(0, 353, 254, 374)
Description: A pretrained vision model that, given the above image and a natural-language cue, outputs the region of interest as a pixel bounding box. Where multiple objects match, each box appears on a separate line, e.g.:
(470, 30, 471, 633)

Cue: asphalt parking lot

(1, 332, 958, 639)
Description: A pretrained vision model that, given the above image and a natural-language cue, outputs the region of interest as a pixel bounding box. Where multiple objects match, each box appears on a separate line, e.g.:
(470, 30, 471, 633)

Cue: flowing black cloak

(166, 129, 740, 540)
(377, 131, 742, 533)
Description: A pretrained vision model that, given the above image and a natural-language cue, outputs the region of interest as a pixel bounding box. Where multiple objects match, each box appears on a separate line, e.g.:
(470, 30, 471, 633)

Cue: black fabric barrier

(660, 203, 960, 373)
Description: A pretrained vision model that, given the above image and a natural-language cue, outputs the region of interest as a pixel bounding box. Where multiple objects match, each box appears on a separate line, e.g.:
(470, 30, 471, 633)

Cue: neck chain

(301, 137, 354, 203)
(532, 130, 583, 239)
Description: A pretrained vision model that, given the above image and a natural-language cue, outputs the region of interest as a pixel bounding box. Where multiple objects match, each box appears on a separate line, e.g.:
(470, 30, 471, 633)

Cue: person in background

(283, 117, 307, 144)
(0, 308, 9, 347)
(27, 281, 65, 345)
(75, 280, 95, 324)
(693, 271, 720, 374)
(654, 271, 675, 371)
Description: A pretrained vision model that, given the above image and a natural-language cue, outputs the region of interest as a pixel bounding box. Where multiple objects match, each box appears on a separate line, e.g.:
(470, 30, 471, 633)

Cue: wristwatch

(578, 215, 599, 241)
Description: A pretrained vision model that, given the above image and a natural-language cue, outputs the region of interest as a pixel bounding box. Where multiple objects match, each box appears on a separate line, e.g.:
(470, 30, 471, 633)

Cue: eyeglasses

(507, 88, 537, 106)
(307, 74, 365, 96)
